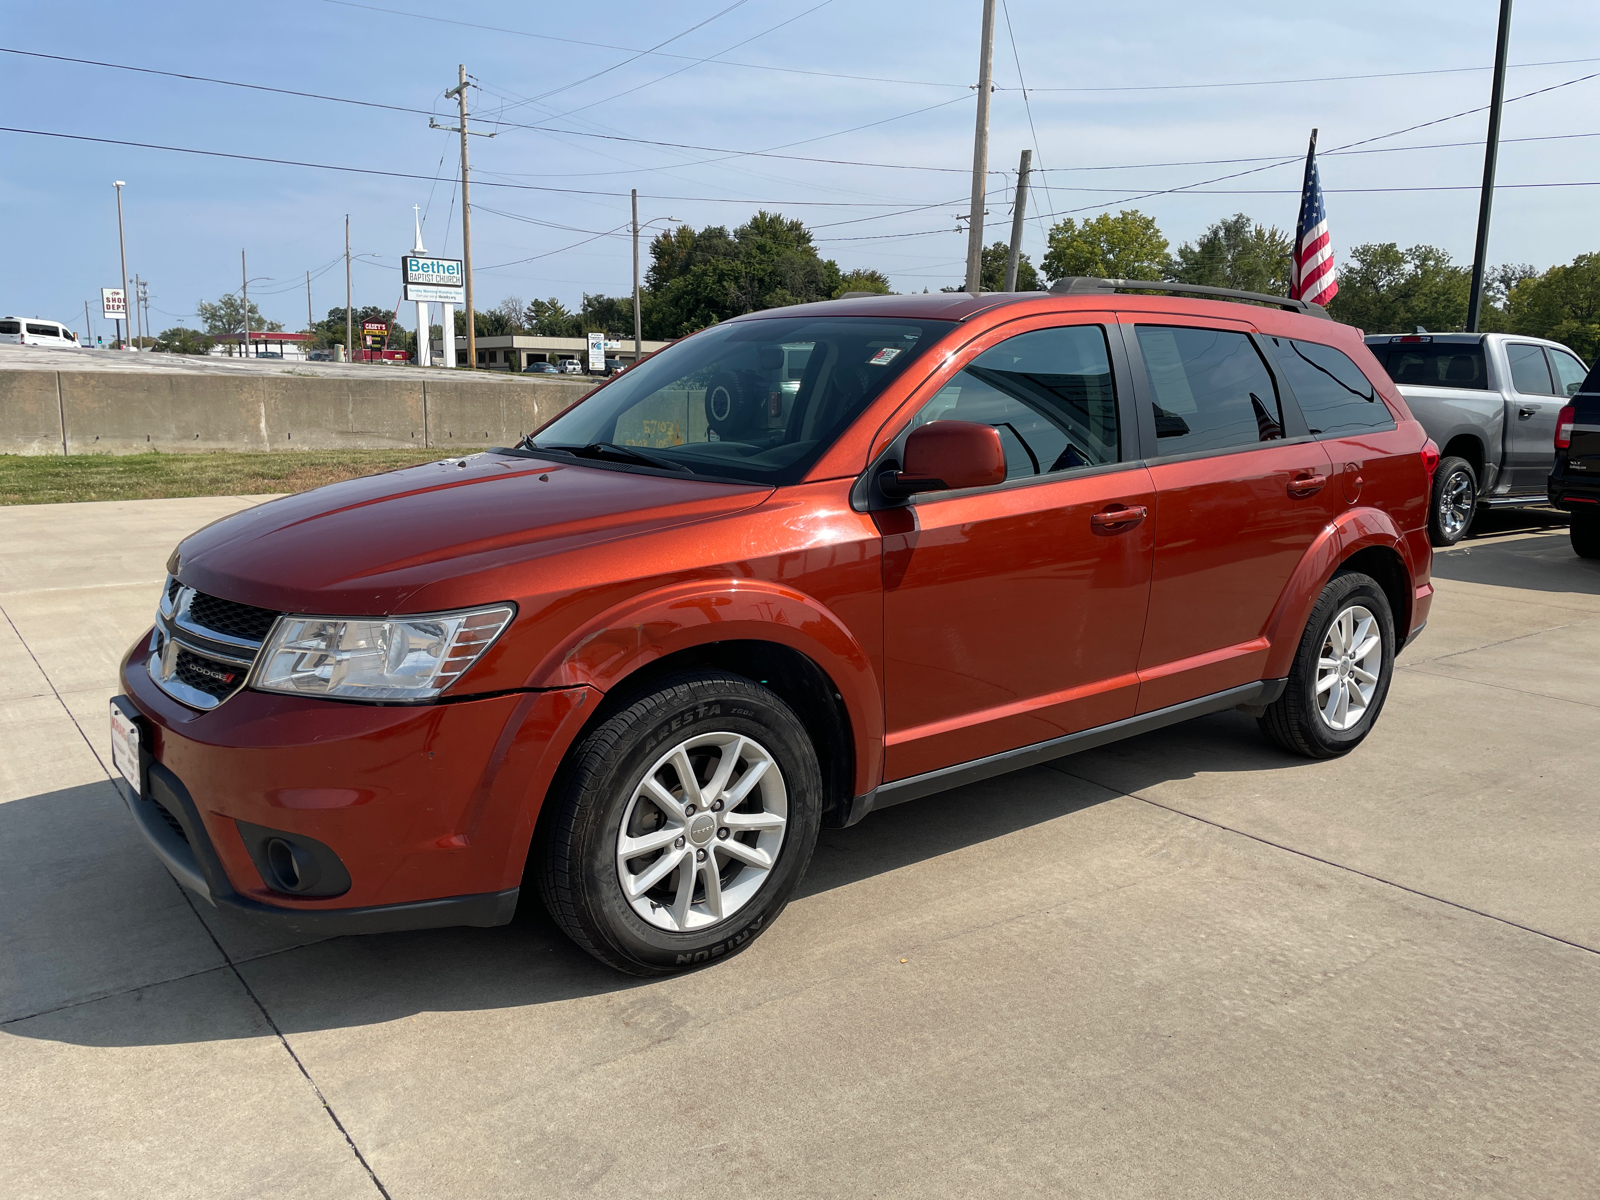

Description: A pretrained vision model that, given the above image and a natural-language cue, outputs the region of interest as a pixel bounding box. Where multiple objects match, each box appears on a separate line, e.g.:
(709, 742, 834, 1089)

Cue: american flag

(1290, 133, 1338, 306)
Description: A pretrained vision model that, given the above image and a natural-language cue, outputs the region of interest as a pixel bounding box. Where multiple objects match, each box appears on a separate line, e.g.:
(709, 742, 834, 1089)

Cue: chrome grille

(148, 576, 280, 711)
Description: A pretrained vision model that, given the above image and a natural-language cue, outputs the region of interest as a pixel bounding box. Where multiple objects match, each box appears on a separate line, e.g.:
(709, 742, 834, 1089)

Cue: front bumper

(118, 637, 596, 929)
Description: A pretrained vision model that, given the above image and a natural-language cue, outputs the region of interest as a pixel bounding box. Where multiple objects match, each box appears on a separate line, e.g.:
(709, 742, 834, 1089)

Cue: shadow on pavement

(6, 730, 1310, 1047)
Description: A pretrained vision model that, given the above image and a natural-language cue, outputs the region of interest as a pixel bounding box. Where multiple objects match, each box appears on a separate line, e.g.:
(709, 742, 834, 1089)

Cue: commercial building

(431, 334, 671, 372)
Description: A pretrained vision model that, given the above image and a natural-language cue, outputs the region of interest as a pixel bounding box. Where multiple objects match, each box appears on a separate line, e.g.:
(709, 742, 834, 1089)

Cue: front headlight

(253, 604, 515, 701)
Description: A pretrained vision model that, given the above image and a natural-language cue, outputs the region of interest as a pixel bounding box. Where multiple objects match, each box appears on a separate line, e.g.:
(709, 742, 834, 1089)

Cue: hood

(174, 452, 771, 614)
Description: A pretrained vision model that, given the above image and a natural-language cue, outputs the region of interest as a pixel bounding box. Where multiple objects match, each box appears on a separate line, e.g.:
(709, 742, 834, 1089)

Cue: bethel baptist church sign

(401, 256, 464, 303)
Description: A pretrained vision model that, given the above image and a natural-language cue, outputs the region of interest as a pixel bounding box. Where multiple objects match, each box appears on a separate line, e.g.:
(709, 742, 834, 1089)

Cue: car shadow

(5, 724, 1307, 1048)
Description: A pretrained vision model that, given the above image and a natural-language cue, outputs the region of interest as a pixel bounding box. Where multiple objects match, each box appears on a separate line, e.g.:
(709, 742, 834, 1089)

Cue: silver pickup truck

(1362, 333, 1589, 545)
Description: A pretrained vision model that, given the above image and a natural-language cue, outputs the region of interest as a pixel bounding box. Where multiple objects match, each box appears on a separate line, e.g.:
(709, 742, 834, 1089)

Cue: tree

(195, 294, 282, 338)
(1505, 253, 1600, 362)
(978, 242, 1041, 292)
(491, 296, 526, 332)
(644, 211, 845, 338)
(153, 327, 214, 355)
(1325, 243, 1482, 334)
(1170, 214, 1292, 295)
(579, 293, 636, 338)
(835, 268, 893, 296)
(523, 297, 579, 336)
(1042, 210, 1170, 282)
(313, 305, 390, 350)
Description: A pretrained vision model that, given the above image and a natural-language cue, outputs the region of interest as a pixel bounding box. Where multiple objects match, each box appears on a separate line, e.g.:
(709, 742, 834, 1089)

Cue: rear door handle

(1518, 406, 1538, 418)
(1090, 504, 1147, 531)
(1288, 472, 1327, 497)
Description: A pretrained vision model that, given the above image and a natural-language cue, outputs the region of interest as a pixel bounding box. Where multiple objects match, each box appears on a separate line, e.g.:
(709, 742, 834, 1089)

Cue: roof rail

(1048, 276, 1331, 319)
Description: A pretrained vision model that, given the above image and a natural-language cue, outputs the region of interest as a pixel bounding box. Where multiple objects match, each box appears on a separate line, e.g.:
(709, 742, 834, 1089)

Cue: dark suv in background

(1550, 358, 1600, 558)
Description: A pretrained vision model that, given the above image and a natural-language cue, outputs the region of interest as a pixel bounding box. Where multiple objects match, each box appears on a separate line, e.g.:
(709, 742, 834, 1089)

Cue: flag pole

(1290, 128, 1317, 300)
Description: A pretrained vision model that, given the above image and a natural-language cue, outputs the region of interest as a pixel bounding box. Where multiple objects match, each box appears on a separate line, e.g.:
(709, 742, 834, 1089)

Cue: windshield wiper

(538, 441, 694, 474)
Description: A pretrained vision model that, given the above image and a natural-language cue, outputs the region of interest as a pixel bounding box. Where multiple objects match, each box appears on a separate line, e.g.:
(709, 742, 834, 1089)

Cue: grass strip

(0, 448, 482, 505)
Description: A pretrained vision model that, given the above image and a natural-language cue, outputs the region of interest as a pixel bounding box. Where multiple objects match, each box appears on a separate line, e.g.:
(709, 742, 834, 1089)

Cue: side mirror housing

(880, 421, 1006, 498)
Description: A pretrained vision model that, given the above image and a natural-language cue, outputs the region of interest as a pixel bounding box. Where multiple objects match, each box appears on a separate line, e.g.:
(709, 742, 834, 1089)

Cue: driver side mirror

(880, 420, 1006, 498)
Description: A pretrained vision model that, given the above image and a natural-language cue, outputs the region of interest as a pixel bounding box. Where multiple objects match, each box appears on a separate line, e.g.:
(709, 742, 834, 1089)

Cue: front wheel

(1258, 571, 1396, 759)
(1572, 511, 1600, 560)
(537, 673, 822, 975)
(1428, 456, 1477, 547)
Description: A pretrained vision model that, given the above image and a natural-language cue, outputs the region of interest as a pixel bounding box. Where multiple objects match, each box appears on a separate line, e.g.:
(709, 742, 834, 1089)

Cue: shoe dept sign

(401, 255, 464, 303)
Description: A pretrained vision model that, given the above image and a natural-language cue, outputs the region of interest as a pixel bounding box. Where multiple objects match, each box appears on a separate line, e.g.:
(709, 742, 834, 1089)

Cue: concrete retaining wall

(0, 368, 595, 455)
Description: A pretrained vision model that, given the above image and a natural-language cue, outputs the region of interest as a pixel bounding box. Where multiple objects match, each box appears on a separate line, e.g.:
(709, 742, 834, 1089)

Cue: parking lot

(2, 496, 1597, 1198)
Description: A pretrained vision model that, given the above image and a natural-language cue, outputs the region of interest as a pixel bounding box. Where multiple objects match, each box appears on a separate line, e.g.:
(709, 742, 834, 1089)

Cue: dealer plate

(110, 698, 141, 798)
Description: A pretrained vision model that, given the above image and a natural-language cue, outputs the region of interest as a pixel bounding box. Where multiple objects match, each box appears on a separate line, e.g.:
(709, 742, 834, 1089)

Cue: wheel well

(574, 641, 857, 827)
(1441, 434, 1484, 480)
(1336, 546, 1410, 637)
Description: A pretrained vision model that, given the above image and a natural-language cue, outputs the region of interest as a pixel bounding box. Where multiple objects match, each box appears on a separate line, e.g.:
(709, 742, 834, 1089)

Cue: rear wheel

(1573, 511, 1600, 560)
(1259, 571, 1396, 759)
(1428, 456, 1477, 547)
(537, 673, 821, 975)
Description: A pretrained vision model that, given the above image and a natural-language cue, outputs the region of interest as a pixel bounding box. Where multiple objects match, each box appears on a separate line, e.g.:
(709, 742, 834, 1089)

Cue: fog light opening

(264, 837, 317, 893)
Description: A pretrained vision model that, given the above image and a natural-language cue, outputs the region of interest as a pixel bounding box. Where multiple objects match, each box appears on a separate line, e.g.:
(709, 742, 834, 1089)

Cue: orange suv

(111, 280, 1434, 974)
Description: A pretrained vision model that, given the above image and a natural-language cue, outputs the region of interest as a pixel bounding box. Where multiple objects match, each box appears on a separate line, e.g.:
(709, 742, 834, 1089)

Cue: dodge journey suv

(111, 279, 1435, 974)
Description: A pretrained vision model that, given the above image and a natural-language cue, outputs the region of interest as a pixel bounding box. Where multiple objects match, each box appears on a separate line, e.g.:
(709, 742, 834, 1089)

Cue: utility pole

(306, 270, 314, 335)
(1466, 0, 1514, 332)
(443, 64, 478, 369)
(132, 274, 143, 349)
(139, 279, 151, 348)
(113, 181, 129, 349)
(1004, 149, 1032, 292)
(632, 188, 642, 362)
(241, 252, 250, 359)
(964, 0, 998, 294)
(84, 299, 93, 346)
(345, 215, 353, 363)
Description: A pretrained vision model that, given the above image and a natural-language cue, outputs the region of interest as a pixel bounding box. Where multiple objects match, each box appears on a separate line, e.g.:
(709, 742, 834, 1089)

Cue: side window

(907, 324, 1119, 481)
(1270, 337, 1396, 438)
(1507, 343, 1555, 395)
(1135, 325, 1284, 455)
(1547, 349, 1589, 397)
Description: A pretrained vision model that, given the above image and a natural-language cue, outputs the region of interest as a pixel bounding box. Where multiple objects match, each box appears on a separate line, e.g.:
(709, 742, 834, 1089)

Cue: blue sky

(3, 1, 1597, 339)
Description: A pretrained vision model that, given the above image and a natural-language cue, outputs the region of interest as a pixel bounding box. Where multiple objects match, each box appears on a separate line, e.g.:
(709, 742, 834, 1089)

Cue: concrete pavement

(1, 499, 1597, 1198)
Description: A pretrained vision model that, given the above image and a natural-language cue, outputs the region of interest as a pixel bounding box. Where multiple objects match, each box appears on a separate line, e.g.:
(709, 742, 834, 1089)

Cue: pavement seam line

(1401, 611, 1597, 668)
(0, 599, 112, 775)
(0, 961, 233, 1028)
(173, 881, 395, 1200)
(1, 593, 390, 1195)
(1397, 662, 1600, 711)
(1047, 763, 1600, 959)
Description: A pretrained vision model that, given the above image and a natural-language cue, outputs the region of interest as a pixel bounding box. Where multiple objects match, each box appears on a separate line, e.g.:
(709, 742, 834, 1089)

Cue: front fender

(526, 578, 884, 796)
(1260, 506, 1412, 679)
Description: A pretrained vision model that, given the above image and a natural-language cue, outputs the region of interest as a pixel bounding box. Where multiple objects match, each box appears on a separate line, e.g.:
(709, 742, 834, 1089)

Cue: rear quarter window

(1271, 337, 1396, 438)
(1373, 342, 1487, 389)
(0, 321, 20, 334)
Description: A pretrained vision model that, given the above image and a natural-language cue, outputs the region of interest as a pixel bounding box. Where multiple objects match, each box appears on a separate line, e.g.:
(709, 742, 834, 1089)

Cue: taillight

(1556, 405, 1576, 450)
(1421, 438, 1440, 485)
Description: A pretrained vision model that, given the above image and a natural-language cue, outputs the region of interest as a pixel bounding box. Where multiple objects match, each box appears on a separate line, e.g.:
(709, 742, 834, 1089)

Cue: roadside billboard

(101, 288, 126, 320)
(402, 255, 464, 303)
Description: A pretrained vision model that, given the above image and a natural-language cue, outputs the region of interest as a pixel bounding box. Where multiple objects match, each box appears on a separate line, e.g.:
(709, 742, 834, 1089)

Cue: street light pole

(241, 251, 250, 360)
(113, 181, 129, 349)
(345, 215, 353, 363)
(963, 0, 997, 294)
(1466, 0, 1514, 332)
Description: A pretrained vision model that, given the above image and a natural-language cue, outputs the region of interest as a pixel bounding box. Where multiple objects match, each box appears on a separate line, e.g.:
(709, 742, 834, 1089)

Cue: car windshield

(527, 316, 951, 484)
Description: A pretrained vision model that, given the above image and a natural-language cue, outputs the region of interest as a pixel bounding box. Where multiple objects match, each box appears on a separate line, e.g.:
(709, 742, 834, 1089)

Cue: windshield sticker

(867, 347, 902, 366)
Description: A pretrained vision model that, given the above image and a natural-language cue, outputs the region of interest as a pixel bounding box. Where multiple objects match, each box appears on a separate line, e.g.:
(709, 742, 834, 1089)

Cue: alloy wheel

(1438, 468, 1474, 539)
(616, 732, 788, 932)
(1315, 604, 1383, 731)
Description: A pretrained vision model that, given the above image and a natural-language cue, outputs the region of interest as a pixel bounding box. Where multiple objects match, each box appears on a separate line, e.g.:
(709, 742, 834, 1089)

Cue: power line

(1012, 55, 1600, 92)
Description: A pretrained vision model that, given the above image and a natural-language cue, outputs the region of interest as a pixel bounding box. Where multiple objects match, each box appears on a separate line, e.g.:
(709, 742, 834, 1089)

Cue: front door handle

(1288, 472, 1327, 497)
(1518, 406, 1538, 418)
(1090, 504, 1147, 531)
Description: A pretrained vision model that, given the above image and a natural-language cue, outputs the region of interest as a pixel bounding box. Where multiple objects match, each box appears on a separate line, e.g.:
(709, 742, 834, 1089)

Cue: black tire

(1573, 511, 1600, 560)
(1428, 456, 1477, 547)
(703, 371, 756, 439)
(537, 672, 822, 975)
(1258, 571, 1396, 760)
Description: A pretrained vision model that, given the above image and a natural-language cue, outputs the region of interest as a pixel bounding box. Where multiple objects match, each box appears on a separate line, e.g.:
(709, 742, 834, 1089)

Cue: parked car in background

(1549, 357, 1600, 559)
(558, 357, 583, 374)
(523, 361, 559, 374)
(1, 317, 80, 347)
(1364, 332, 1589, 545)
(112, 280, 1433, 975)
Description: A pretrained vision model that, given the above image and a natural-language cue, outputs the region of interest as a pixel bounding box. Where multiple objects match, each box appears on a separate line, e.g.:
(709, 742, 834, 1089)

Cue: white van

(0, 318, 81, 347)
